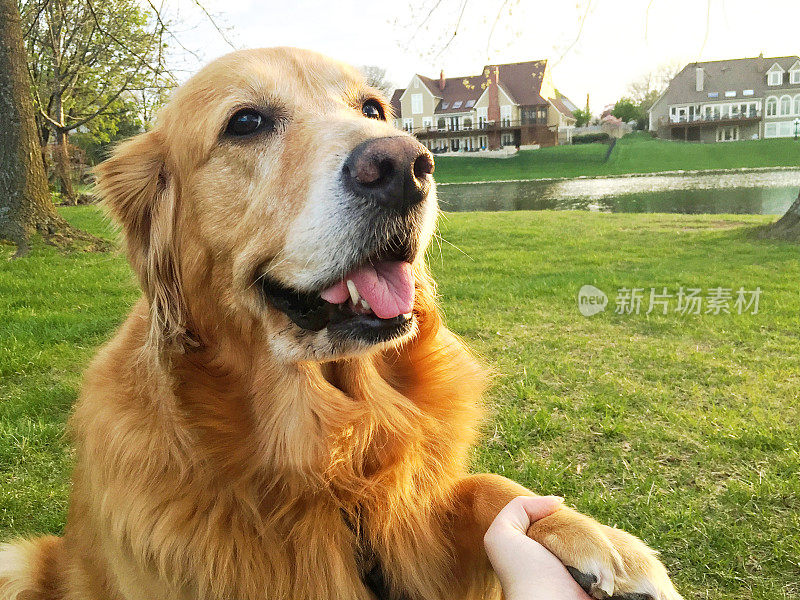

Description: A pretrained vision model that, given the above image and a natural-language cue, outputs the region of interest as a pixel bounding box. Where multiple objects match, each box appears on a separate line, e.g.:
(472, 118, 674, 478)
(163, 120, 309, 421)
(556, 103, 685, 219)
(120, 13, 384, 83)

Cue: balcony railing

(669, 110, 762, 125)
(403, 119, 547, 135)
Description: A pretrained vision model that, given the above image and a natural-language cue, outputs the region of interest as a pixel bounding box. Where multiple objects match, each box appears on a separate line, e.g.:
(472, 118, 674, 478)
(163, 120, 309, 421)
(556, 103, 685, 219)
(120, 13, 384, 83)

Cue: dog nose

(343, 136, 434, 210)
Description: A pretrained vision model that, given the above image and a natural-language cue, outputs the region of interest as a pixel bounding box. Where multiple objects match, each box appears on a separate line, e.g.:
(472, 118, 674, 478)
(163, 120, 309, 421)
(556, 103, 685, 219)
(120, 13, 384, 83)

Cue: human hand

(484, 496, 592, 600)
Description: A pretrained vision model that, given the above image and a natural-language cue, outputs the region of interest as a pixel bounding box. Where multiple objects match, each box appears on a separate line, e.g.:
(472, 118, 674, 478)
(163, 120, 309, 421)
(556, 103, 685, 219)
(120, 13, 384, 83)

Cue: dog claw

(566, 566, 657, 600)
(567, 566, 606, 598)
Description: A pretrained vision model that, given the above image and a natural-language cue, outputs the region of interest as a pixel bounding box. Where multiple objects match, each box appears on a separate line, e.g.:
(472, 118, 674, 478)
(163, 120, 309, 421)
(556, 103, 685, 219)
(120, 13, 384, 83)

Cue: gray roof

(656, 56, 800, 108)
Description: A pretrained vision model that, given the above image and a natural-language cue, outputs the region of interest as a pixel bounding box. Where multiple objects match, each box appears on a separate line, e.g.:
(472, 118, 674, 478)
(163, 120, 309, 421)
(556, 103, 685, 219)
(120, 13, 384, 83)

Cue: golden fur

(0, 48, 683, 600)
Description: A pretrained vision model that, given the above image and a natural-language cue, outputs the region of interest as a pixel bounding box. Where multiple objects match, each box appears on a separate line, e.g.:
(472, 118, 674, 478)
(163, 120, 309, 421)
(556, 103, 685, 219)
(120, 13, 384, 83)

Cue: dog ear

(95, 131, 190, 354)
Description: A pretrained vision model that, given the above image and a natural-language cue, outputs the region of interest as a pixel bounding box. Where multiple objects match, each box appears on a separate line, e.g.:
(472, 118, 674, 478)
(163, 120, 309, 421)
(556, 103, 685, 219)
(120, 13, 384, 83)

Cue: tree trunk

(764, 191, 800, 241)
(0, 0, 61, 256)
(0, 0, 98, 256)
(54, 129, 77, 204)
(53, 94, 76, 204)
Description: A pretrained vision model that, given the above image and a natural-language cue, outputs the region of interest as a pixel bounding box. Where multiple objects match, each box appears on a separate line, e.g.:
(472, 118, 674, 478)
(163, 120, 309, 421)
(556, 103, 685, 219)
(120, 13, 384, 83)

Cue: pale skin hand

(484, 496, 593, 600)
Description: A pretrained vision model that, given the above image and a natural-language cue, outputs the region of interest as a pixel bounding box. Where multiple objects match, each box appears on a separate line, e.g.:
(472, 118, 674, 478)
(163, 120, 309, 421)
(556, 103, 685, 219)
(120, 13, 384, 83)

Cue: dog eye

(226, 109, 273, 136)
(362, 100, 385, 120)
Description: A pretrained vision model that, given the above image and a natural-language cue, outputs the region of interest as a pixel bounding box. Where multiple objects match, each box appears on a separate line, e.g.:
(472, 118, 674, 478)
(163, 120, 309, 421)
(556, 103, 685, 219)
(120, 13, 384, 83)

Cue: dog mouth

(257, 240, 417, 344)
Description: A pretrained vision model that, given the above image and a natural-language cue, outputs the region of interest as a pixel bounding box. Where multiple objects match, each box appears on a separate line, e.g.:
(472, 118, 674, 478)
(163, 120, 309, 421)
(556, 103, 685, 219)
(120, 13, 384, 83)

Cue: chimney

(488, 66, 500, 123)
(487, 66, 501, 150)
(695, 66, 704, 92)
(439, 70, 446, 91)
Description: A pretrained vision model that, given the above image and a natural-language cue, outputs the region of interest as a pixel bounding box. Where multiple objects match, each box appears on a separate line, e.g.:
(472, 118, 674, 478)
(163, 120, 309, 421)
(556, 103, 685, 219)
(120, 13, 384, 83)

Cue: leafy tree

(0, 0, 94, 256)
(611, 97, 644, 126)
(572, 108, 591, 128)
(21, 0, 174, 203)
(70, 96, 143, 166)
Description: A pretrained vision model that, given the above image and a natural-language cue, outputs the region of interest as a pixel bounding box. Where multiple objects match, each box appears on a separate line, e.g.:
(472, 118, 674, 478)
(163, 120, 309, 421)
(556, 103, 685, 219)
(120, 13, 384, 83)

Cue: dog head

(96, 48, 438, 362)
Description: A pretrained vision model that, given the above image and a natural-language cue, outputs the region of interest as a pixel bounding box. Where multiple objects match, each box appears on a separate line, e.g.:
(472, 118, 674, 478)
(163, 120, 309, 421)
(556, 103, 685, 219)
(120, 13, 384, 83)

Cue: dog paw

(528, 508, 683, 600)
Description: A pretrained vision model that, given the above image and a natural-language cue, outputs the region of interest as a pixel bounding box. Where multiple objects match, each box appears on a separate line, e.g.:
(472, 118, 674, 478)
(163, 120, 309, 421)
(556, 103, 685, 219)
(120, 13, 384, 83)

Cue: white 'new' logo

(578, 285, 608, 316)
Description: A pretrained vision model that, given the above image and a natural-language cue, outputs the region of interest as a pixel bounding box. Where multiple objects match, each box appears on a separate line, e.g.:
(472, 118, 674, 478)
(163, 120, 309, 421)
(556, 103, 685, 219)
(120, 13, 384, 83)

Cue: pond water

(436, 169, 800, 214)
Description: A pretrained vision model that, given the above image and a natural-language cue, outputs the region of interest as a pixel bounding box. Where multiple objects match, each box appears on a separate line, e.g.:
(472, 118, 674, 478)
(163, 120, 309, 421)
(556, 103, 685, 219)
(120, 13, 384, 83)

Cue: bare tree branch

(404, 0, 445, 47)
(485, 0, 510, 61)
(144, 0, 203, 62)
(552, 0, 592, 68)
(433, 0, 468, 59)
(189, 0, 235, 49)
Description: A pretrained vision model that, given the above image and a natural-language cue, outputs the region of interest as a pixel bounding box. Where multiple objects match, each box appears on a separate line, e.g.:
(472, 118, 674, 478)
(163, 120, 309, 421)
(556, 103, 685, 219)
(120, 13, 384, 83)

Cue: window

(743, 89, 754, 96)
(537, 108, 547, 123)
(411, 94, 423, 114)
(476, 106, 488, 128)
(403, 118, 413, 132)
(766, 97, 778, 116)
(440, 102, 449, 110)
(780, 95, 792, 115)
(452, 100, 463, 109)
(422, 116, 432, 129)
(708, 92, 719, 98)
(500, 105, 512, 126)
(765, 121, 798, 138)
(768, 67, 784, 86)
(463, 117, 472, 129)
(716, 126, 739, 142)
(795, 96, 800, 115)
(725, 91, 736, 98)
(792, 71, 800, 84)
(465, 100, 475, 108)
(437, 117, 446, 130)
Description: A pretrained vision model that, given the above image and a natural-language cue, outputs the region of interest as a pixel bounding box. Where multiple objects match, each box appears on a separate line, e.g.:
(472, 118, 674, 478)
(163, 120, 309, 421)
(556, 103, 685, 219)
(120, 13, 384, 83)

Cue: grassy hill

(1, 207, 799, 599)
(433, 133, 800, 183)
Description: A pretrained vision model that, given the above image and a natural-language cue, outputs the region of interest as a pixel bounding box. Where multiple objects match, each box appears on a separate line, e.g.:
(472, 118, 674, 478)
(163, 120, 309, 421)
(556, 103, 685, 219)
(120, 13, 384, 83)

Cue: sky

(169, 0, 800, 114)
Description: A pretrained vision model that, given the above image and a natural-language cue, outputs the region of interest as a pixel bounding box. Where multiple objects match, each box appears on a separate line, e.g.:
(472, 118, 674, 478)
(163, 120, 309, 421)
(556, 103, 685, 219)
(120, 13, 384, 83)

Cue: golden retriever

(0, 48, 683, 600)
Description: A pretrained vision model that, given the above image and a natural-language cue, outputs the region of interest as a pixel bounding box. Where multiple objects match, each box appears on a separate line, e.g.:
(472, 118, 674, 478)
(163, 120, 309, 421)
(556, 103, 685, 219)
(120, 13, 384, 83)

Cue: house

(648, 55, 800, 142)
(390, 60, 577, 153)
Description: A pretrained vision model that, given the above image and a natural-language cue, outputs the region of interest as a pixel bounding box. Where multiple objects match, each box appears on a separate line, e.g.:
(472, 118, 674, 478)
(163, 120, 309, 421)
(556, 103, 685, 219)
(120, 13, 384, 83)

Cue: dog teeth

(360, 299, 371, 310)
(402, 312, 412, 319)
(346, 280, 360, 305)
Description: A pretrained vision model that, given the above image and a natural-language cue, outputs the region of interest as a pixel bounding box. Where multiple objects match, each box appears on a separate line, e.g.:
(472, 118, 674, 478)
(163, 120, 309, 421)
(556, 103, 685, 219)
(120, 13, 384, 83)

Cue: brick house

(648, 55, 800, 142)
(390, 60, 577, 152)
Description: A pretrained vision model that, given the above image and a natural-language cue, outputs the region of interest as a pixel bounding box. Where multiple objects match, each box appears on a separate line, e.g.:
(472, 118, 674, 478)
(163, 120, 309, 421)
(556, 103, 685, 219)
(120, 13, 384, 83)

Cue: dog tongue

(320, 261, 415, 319)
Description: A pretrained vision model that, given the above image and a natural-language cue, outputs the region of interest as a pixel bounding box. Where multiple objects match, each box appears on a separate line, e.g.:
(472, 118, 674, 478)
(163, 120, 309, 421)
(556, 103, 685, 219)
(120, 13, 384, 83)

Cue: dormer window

(790, 60, 800, 84)
(767, 63, 785, 86)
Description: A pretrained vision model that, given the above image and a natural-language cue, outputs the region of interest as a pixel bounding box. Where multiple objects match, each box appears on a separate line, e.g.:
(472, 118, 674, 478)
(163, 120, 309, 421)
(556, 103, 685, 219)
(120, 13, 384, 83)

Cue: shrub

(572, 132, 611, 144)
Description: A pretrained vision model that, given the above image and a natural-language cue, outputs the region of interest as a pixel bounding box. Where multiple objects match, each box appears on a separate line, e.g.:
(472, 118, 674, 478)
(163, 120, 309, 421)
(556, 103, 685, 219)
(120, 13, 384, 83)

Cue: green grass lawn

(2, 206, 799, 599)
(433, 133, 800, 183)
